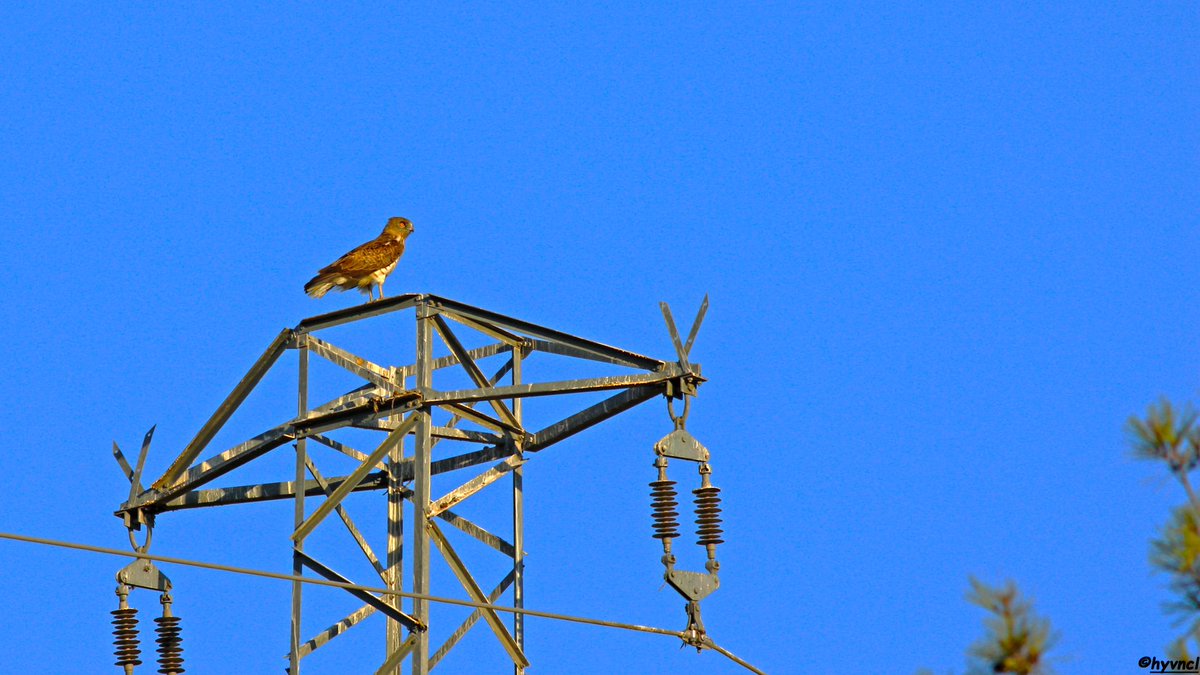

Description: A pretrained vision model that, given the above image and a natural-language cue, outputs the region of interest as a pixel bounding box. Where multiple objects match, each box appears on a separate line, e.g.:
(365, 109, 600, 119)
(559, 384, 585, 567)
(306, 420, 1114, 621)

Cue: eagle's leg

(379, 280, 386, 300)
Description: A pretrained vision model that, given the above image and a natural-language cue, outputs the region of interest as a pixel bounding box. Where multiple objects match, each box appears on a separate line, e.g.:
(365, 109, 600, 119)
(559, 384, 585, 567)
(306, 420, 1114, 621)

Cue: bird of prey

(305, 217, 414, 302)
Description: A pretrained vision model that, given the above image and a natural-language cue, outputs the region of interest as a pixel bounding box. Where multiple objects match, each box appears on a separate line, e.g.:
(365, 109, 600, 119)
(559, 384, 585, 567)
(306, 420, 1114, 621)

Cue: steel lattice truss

(113, 294, 704, 674)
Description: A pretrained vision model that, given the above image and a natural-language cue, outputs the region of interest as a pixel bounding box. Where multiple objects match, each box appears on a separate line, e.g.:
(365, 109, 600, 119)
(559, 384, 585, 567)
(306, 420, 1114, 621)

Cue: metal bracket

(665, 568, 719, 603)
(654, 429, 710, 463)
(116, 557, 172, 593)
(680, 601, 708, 651)
(660, 295, 708, 377)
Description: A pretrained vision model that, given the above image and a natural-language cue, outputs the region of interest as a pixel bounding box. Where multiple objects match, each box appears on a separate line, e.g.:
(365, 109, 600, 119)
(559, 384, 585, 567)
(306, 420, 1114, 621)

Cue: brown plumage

(305, 217, 414, 302)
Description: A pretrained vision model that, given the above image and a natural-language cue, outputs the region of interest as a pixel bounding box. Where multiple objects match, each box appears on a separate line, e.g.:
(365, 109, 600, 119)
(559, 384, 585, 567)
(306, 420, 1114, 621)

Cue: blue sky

(0, 3, 1196, 674)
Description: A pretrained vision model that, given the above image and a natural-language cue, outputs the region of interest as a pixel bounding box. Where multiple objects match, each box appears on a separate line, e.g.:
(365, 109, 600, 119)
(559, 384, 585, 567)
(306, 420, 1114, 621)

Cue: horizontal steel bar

(293, 392, 422, 436)
(154, 471, 388, 512)
(395, 341, 512, 380)
(135, 386, 664, 518)
(427, 295, 663, 371)
(429, 446, 513, 476)
(296, 550, 422, 631)
(297, 294, 422, 332)
(425, 369, 682, 406)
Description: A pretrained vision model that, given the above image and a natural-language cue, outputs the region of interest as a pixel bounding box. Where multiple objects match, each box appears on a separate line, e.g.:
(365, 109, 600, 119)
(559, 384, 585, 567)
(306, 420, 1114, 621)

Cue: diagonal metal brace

(295, 551, 423, 631)
(660, 295, 708, 375)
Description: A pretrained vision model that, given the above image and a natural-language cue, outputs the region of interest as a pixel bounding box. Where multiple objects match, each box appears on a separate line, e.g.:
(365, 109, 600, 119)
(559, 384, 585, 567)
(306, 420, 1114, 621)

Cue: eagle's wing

(319, 238, 406, 278)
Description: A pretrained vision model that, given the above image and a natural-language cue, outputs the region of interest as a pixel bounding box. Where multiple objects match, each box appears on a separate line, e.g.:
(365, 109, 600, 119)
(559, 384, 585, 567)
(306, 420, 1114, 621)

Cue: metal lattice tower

(112, 294, 714, 673)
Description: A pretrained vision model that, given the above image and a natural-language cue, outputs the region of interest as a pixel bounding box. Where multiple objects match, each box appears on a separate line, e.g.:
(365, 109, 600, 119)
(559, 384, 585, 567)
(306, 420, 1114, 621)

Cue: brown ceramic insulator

(111, 607, 142, 668)
(154, 615, 185, 674)
(693, 485, 724, 546)
(649, 479, 681, 540)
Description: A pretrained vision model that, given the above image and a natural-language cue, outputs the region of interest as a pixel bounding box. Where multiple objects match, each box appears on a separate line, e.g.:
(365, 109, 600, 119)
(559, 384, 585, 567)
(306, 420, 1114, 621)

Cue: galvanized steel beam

(427, 521, 529, 669)
(430, 569, 516, 669)
(296, 551, 421, 631)
(153, 328, 294, 491)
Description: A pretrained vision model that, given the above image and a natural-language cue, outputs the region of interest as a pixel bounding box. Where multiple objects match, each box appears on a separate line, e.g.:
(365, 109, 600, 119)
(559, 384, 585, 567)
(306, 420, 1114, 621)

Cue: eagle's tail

(304, 272, 344, 298)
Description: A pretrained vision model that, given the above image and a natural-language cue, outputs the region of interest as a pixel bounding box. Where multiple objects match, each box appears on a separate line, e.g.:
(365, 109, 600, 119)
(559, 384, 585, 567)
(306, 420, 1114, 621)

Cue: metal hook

(128, 523, 153, 554)
(666, 396, 691, 428)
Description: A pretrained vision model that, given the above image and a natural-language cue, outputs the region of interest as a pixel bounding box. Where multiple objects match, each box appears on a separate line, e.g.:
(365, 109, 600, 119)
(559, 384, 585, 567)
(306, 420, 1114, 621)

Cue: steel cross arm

(152, 471, 388, 512)
(430, 568, 517, 669)
(295, 551, 422, 631)
(151, 445, 513, 517)
(293, 414, 418, 542)
(151, 328, 294, 491)
(416, 387, 671, 477)
(431, 314, 522, 431)
(426, 295, 663, 371)
(525, 338, 649, 368)
(427, 520, 529, 668)
(127, 379, 665, 519)
(423, 368, 689, 407)
(527, 385, 664, 452)
(305, 335, 398, 391)
(134, 425, 297, 510)
(126, 393, 422, 513)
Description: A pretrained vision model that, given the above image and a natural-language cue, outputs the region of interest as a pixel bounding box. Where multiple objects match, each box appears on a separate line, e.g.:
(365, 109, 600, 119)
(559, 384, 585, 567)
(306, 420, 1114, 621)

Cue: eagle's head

(382, 217, 414, 239)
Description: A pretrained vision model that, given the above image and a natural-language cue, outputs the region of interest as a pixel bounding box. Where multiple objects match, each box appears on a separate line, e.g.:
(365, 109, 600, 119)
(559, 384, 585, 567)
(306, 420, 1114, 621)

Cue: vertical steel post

(385, 369, 406, 672)
(412, 301, 434, 675)
(511, 347, 525, 675)
(290, 335, 309, 674)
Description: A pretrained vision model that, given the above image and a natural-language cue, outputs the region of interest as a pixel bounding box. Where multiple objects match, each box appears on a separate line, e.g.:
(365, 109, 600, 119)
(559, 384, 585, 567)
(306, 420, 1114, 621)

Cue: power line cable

(0, 530, 765, 673)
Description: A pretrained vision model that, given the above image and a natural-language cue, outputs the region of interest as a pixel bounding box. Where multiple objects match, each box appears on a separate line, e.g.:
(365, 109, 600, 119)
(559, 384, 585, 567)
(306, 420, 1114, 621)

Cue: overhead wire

(0, 530, 765, 673)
